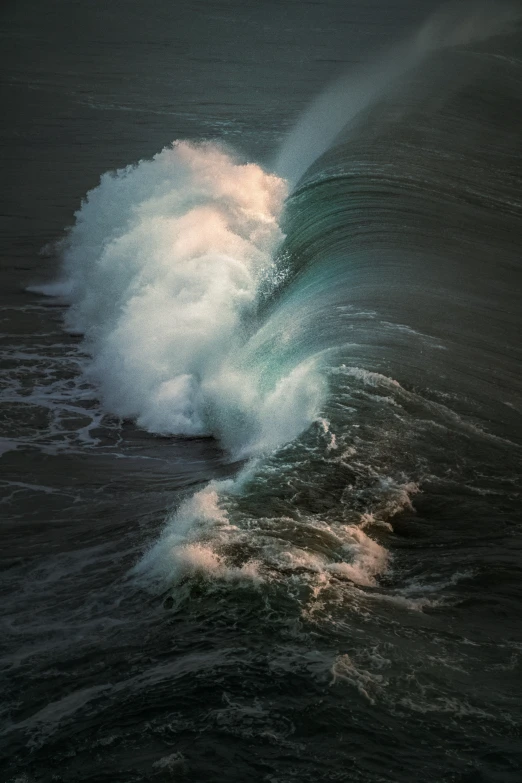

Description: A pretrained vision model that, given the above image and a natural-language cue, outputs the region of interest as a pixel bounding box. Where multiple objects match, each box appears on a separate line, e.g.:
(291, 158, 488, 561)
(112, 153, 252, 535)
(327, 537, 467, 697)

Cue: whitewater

(37, 141, 325, 453)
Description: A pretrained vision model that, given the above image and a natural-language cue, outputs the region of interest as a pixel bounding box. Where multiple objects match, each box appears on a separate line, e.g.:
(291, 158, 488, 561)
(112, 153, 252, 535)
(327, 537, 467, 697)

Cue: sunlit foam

(42, 141, 325, 458)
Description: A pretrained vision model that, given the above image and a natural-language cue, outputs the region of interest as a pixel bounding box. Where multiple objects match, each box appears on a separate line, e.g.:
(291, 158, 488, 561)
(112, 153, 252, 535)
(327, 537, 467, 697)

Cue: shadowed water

(1, 2, 522, 782)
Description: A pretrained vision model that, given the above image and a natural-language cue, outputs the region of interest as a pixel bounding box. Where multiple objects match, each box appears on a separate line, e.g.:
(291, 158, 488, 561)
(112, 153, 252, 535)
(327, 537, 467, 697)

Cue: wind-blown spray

(276, 0, 520, 185)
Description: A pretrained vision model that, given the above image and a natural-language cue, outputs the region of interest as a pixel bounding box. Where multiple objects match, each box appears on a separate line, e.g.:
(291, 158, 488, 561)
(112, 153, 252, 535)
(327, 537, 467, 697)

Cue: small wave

(134, 465, 424, 603)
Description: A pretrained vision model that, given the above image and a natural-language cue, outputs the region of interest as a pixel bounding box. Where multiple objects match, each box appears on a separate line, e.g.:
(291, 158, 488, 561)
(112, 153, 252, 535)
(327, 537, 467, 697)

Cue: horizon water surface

(1, 1, 522, 782)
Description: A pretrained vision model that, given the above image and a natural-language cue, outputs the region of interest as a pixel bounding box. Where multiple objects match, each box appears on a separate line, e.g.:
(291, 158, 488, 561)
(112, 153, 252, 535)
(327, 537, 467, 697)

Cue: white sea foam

(41, 141, 324, 457)
(135, 478, 263, 587)
(136, 470, 394, 595)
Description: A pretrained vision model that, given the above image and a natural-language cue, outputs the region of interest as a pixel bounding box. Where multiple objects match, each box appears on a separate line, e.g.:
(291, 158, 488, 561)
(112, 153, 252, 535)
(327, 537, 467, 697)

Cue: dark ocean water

(1, 2, 522, 782)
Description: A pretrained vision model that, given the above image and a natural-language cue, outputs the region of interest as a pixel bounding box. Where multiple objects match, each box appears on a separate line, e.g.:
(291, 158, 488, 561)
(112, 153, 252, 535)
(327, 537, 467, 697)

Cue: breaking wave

(36, 1, 522, 594)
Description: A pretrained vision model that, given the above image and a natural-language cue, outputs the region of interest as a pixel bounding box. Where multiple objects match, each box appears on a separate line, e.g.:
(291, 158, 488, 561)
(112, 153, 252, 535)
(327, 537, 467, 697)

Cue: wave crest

(41, 141, 323, 454)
